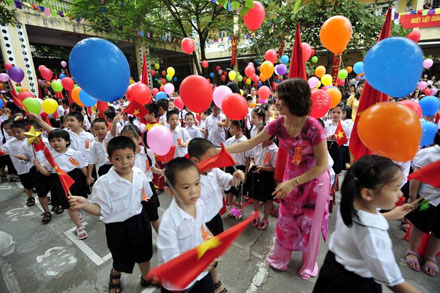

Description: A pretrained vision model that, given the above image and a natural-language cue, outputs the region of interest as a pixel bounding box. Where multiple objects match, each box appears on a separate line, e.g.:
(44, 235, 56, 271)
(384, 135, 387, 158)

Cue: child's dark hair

(29, 120, 43, 130)
(331, 103, 344, 111)
(121, 124, 141, 138)
(11, 119, 28, 130)
(277, 78, 312, 116)
(62, 99, 69, 106)
(13, 110, 26, 118)
(185, 112, 195, 120)
(107, 136, 136, 157)
(340, 155, 401, 227)
(104, 107, 116, 120)
(145, 103, 159, 118)
(91, 118, 108, 128)
(48, 129, 70, 146)
(252, 106, 266, 126)
(156, 99, 168, 111)
(1, 119, 13, 144)
(230, 120, 246, 132)
(166, 109, 179, 121)
(70, 103, 83, 113)
(165, 157, 200, 188)
(66, 111, 84, 123)
(188, 138, 215, 160)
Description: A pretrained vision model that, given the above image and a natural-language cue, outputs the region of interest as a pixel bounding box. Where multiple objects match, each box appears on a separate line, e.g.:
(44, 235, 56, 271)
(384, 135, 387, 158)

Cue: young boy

(167, 109, 191, 158)
(69, 136, 154, 292)
(158, 157, 215, 292)
(156, 99, 169, 128)
(87, 118, 113, 185)
(145, 103, 160, 131)
(185, 112, 203, 139)
(188, 138, 245, 293)
(204, 103, 226, 147)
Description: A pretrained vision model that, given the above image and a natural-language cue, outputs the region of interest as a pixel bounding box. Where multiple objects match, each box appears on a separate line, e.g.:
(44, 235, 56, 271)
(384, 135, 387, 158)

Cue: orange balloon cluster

(71, 87, 84, 107)
(320, 16, 353, 54)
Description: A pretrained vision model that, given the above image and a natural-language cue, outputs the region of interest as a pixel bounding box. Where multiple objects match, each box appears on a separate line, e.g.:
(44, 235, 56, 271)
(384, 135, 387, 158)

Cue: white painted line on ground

(63, 226, 106, 266)
(102, 253, 112, 261)
(245, 262, 269, 293)
(1, 262, 22, 293)
(141, 288, 157, 293)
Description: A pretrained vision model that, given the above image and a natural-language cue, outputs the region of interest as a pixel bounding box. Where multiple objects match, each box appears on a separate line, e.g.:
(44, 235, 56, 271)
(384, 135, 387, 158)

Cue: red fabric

(142, 54, 149, 86)
(349, 8, 392, 161)
(0, 151, 6, 156)
(43, 147, 75, 198)
(407, 160, 440, 188)
(97, 101, 109, 119)
(335, 120, 348, 147)
(67, 90, 73, 106)
(147, 212, 258, 290)
(274, 147, 287, 182)
(124, 100, 149, 118)
(40, 112, 52, 127)
(33, 138, 46, 152)
(287, 23, 307, 80)
(156, 146, 176, 163)
(197, 144, 236, 173)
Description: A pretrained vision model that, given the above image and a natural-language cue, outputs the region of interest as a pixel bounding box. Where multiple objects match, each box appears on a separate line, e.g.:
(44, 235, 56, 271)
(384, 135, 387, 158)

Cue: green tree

(0, 0, 17, 26)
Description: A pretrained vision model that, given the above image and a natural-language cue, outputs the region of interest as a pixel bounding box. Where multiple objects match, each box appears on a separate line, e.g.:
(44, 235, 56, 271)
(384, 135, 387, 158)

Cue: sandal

(251, 218, 260, 227)
(41, 212, 52, 224)
(54, 206, 64, 214)
(140, 276, 160, 288)
(406, 250, 421, 272)
(26, 197, 35, 207)
(258, 219, 269, 230)
(214, 281, 229, 293)
(108, 269, 121, 293)
(423, 257, 438, 276)
(76, 226, 88, 240)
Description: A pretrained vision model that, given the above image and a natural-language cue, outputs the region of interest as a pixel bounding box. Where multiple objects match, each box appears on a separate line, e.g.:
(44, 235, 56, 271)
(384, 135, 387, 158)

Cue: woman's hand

(272, 179, 298, 200)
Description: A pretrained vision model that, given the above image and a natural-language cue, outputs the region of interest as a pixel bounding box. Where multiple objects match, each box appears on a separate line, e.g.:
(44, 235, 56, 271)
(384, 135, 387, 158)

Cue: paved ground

(0, 180, 438, 293)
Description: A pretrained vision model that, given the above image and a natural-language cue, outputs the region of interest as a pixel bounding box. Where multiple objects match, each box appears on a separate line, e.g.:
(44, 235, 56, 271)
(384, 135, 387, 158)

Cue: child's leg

(109, 268, 121, 293)
(262, 200, 273, 221)
(38, 196, 50, 213)
(424, 235, 440, 275)
(24, 188, 33, 199)
(210, 267, 225, 292)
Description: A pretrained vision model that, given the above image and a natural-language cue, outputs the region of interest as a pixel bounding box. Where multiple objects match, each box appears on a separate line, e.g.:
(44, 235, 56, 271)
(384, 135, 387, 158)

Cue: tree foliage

(0, 0, 17, 26)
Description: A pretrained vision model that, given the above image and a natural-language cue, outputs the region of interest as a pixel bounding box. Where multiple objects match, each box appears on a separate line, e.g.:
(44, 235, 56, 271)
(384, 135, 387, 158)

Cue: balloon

(315, 65, 326, 78)
(220, 75, 226, 82)
(251, 74, 259, 83)
(398, 100, 422, 118)
(258, 86, 271, 100)
(147, 125, 172, 155)
(23, 98, 41, 114)
(79, 90, 97, 107)
(423, 88, 432, 96)
(126, 82, 152, 105)
(154, 63, 160, 70)
(357, 102, 421, 162)
(353, 62, 364, 74)
(420, 121, 438, 146)
(260, 61, 274, 78)
(150, 69, 156, 76)
(259, 74, 267, 82)
(18, 91, 34, 101)
(218, 70, 223, 75)
(161, 78, 167, 85)
(51, 80, 63, 92)
(418, 81, 427, 90)
(308, 77, 320, 89)
(228, 70, 237, 81)
(42, 98, 58, 114)
(156, 92, 168, 100)
(407, 31, 421, 43)
(61, 77, 74, 91)
(311, 56, 318, 63)
(59, 73, 66, 79)
(61, 60, 67, 68)
(161, 70, 166, 77)
(280, 55, 289, 64)
(181, 37, 195, 54)
(264, 49, 277, 63)
(423, 59, 433, 69)
(364, 37, 423, 98)
(321, 74, 332, 86)
(237, 75, 243, 82)
(69, 38, 130, 102)
(4, 63, 13, 70)
(301, 42, 312, 63)
(338, 69, 348, 80)
(320, 15, 352, 54)
(167, 67, 175, 77)
(276, 64, 287, 76)
(166, 74, 172, 81)
(431, 87, 438, 96)
(71, 87, 83, 106)
(245, 65, 255, 77)
(246, 78, 252, 85)
(164, 83, 175, 95)
(180, 75, 213, 113)
(243, 1, 265, 31)
(336, 78, 345, 86)
(152, 88, 159, 97)
(222, 94, 248, 120)
(327, 88, 342, 108)
(0, 99, 3, 109)
(419, 96, 440, 116)
(346, 66, 353, 73)
(213, 85, 233, 108)
(216, 66, 221, 71)
(0, 73, 9, 82)
(201, 60, 209, 68)
(310, 90, 331, 119)
(7, 67, 24, 82)
(209, 72, 215, 78)
(174, 96, 184, 110)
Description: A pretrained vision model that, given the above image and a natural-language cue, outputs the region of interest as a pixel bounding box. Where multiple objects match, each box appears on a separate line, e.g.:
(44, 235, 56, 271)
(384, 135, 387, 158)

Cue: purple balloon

(277, 64, 287, 76)
(0, 73, 9, 82)
(7, 67, 24, 82)
(61, 60, 67, 68)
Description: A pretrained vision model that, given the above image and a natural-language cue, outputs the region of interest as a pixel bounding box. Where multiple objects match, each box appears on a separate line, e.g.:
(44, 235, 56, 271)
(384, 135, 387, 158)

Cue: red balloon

(126, 82, 152, 106)
(40, 67, 53, 80)
(272, 82, 277, 91)
(243, 77, 248, 82)
(160, 85, 165, 92)
(243, 1, 265, 31)
(245, 66, 255, 77)
(220, 75, 226, 82)
(61, 77, 74, 91)
(423, 88, 432, 96)
(152, 88, 159, 97)
(258, 86, 271, 100)
(181, 37, 195, 54)
(174, 96, 184, 110)
(4, 63, 13, 70)
(38, 65, 46, 72)
(311, 48, 316, 56)
(201, 60, 209, 68)
(310, 89, 331, 119)
(301, 42, 312, 63)
(222, 94, 248, 120)
(161, 78, 166, 85)
(251, 74, 259, 83)
(150, 69, 156, 76)
(407, 31, 421, 43)
(18, 91, 34, 101)
(398, 100, 422, 118)
(216, 66, 221, 71)
(180, 75, 213, 113)
(264, 49, 277, 63)
(162, 70, 166, 77)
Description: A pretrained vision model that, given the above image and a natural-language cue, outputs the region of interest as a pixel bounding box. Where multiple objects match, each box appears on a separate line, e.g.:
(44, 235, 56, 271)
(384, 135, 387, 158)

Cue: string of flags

(393, 7, 440, 21)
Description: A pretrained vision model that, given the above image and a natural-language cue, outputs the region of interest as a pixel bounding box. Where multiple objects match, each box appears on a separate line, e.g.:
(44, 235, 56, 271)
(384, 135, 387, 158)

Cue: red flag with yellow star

(123, 100, 149, 118)
(197, 144, 236, 173)
(335, 120, 347, 147)
(43, 147, 75, 198)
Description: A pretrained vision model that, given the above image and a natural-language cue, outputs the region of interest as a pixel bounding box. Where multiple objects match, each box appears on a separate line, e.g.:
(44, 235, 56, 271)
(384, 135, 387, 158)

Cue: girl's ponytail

(340, 168, 359, 227)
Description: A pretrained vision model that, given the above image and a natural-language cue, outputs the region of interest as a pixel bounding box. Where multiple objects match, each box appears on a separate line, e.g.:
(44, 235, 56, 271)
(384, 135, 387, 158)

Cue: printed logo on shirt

(85, 140, 90, 149)
(68, 157, 79, 167)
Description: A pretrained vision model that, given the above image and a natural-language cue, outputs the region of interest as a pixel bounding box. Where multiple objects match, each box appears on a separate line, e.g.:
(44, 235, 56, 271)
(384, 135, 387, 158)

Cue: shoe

(251, 218, 260, 227)
(258, 219, 268, 230)
(41, 212, 52, 224)
(76, 226, 88, 240)
(423, 257, 438, 276)
(406, 250, 421, 272)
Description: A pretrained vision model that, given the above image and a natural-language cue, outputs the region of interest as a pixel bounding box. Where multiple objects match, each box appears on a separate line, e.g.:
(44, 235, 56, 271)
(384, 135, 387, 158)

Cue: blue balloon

(79, 89, 98, 107)
(156, 92, 168, 100)
(364, 37, 423, 98)
(0, 99, 3, 109)
(209, 72, 215, 78)
(173, 77, 178, 82)
(280, 55, 289, 64)
(419, 96, 440, 116)
(59, 73, 66, 79)
(353, 62, 364, 74)
(258, 81, 262, 87)
(69, 38, 130, 102)
(420, 121, 438, 146)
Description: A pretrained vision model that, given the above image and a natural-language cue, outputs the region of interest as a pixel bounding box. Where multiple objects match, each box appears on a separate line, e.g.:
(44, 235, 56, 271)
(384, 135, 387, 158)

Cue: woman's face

(276, 98, 289, 115)
(356, 84, 364, 94)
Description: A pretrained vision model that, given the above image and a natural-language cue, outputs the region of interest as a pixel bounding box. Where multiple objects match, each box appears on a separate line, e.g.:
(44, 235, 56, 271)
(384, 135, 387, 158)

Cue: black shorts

(50, 169, 89, 209)
(30, 167, 50, 198)
(246, 166, 275, 202)
(105, 207, 152, 274)
(18, 172, 33, 190)
(225, 165, 246, 197)
(0, 155, 17, 174)
(161, 273, 214, 293)
(406, 196, 440, 238)
(142, 182, 160, 222)
(206, 213, 224, 236)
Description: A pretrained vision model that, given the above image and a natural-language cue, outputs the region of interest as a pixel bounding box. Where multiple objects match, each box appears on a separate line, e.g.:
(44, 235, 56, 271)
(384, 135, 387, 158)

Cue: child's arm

(28, 113, 54, 133)
(408, 170, 421, 203)
(80, 167, 87, 177)
(152, 167, 164, 177)
(68, 196, 101, 216)
(87, 164, 95, 186)
(230, 169, 245, 187)
(33, 158, 51, 176)
(253, 165, 275, 173)
(382, 204, 414, 220)
(15, 154, 30, 162)
(387, 282, 419, 293)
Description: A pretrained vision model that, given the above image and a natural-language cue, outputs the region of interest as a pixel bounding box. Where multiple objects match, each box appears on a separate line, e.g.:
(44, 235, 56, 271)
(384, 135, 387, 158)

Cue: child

(69, 136, 154, 292)
(157, 99, 169, 128)
(145, 103, 160, 132)
(204, 103, 226, 147)
(158, 157, 215, 292)
(185, 112, 203, 139)
(88, 118, 113, 185)
(188, 138, 244, 292)
(313, 155, 419, 292)
(34, 129, 89, 239)
(250, 107, 265, 138)
(167, 109, 191, 158)
(247, 125, 278, 230)
(0, 119, 19, 182)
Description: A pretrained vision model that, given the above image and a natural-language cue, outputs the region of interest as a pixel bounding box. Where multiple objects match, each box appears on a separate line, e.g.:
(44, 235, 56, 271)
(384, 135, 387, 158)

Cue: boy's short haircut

(165, 157, 200, 188)
(166, 109, 179, 121)
(188, 138, 215, 160)
(66, 111, 84, 123)
(156, 99, 168, 111)
(11, 119, 28, 130)
(92, 118, 108, 128)
(185, 112, 195, 119)
(246, 95, 253, 102)
(331, 103, 344, 111)
(145, 103, 159, 118)
(48, 129, 70, 145)
(29, 120, 43, 130)
(70, 103, 83, 113)
(107, 136, 136, 158)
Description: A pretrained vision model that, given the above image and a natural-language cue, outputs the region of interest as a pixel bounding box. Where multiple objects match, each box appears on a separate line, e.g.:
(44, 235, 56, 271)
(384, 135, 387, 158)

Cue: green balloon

(16, 86, 22, 93)
(51, 80, 63, 92)
(237, 75, 243, 82)
(311, 56, 318, 63)
(23, 97, 41, 114)
(338, 69, 348, 80)
(157, 79, 162, 85)
(73, 84, 79, 88)
(166, 74, 172, 81)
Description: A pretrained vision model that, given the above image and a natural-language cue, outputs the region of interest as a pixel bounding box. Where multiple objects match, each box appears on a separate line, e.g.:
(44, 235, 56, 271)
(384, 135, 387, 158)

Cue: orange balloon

(315, 66, 326, 78)
(346, 66, 353, 73)
(250, 102, 256, 108)
(260, 61, 274, 78)
(357, 102, 421, 162)
(327, 88, 342, 108)
(20, 87, 29, 92)
(259, 73, 267, 82)
(0, 83, 4, 91)
(71, 87, 84, 107)
(320, 16, 352, 54)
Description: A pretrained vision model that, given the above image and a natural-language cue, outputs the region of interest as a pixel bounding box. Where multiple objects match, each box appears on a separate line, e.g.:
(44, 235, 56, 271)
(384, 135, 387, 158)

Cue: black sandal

(108, 270, 121, 293)
(214, 281, 229, 293)
(26, 197, 35, 207)
(54, 206, 64, 214)
(41, 212, 52, 224)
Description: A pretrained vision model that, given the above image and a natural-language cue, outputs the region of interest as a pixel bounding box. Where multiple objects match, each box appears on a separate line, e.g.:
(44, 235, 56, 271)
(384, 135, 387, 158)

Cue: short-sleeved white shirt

(200, 168, 232, 221)
(185, 125, 203, 139)
(2, 138, 32, 175)
(40, 147, 88, 173)
(66, 129, 94, 161)
(251, 143, 278, 167)
(224, 135, 248, 166)
(171, 126, 191, 158)
(89, 132, 113, 167)
(205, 114, 226, 147)
(413, 145, 440, 206)
(135, 147, 156, 182)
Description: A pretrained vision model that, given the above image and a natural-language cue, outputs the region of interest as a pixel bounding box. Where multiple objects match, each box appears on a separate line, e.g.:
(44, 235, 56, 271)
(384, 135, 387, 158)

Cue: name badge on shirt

(142, 187, 150, 201)
(85, 140, 90, 149)
(177, 138, 182, 146)
(291, 146, 302, 165)
(201, 226, 211, 241)
(264, 153, 271, 165)
(69, 157, 79, 167)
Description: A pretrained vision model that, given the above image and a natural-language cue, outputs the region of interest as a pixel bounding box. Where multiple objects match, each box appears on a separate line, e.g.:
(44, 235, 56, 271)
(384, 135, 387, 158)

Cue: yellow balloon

(228, 70, 237, 81)
(129, 79, 135, 84)
(42, 98, 58, 115)
(240, 89, 244, 95)
(321, 74, 333, 86)
(260, 61, 274, 78)
(315, 81, 321, 89)
(154, 63, 160, 70)
(167, 67, 175, 77)
(246, 78, 252, 85)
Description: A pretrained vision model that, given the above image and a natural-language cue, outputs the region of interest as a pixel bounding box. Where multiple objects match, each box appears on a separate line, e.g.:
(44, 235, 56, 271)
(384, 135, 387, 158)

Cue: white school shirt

(157, 199, 209, 290)
(135, 147, 156, 181)
(171, 126, 191, 158)
(328, 210, 404, 287)
(343, 119, 354, 146)
(252, 143, 278, 167)
(2, 138, 33, 175)
(89, 132, 113, 168)
(185, 125, 203, 139)
(200, 168, 233, 222)
(40, 147, 88, 173)
(412, 145, 440, 206)
(395, 161, 411, 188)
(0, 131, 11, 149)
(67, 129, 94, 159)
(90, 166, 152, 223)
(22, 137, 49, 163)
(205, 113, 226, 147)
(56, 105, 70, 117)
(224, 135, 248, 166)
(324, 119, 350, 141)
(159, 113, 169, 128)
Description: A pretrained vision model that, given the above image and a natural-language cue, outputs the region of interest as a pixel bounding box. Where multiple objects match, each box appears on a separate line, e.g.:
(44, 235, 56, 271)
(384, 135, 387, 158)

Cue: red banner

(400, 14, 440, 29)
(230, 35, 238, 66)
(331, 54, 342, 85)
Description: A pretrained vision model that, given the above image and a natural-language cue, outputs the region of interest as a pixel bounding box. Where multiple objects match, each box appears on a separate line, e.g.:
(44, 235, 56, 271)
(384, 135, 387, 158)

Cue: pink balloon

(152, 88, 159, 97)
(181, 37, 195, 54)
(164, 83, 175, 95)
(430, 87, 438, 96)
(218, 70, 223, 75)
(174, 96, 184, 110)
(308, 77, 320, 89)
(423, 59, 433, 69)
(301, 42, 312, 63)
(258, 85, 271, 100)
(418, 81, 427, 90)
(243, 1, 265, 31)
(264, 49, 277, 63)
(398, 100, 422, 118)
(245, 66, 255, 77)
(213, 85, 233, 108)
(0, 73, 9, 82)
(201, 60, 209, 68)
(147, 125, 172, 156)
(60, 61, 67, 68)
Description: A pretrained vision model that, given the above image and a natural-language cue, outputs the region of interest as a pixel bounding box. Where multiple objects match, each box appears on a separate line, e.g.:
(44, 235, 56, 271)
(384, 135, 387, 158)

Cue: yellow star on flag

(197, 236, 221, 259)
(133, 109, 140, 116)
(23, 126, 42, 145)
(337, 131, 345, 139)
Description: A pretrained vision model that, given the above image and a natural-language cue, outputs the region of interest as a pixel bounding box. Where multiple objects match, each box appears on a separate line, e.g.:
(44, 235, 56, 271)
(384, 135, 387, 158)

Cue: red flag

(156, 146, 176, 163)
(197, 144, 236, 173)
(0, 150, 6, 156)
(288, 23, 307, 80)
(43, 147, 75, 198)
(335, 120, 348, 147)
(97, 101, 109, 119)
(349, 8, 392, 161)
(124, 100, 149, 118)
(40, 112, 52, 127)
(408, 160, 440, 188)
(147, 212, 258, 290)
(142, 54, 149, 86)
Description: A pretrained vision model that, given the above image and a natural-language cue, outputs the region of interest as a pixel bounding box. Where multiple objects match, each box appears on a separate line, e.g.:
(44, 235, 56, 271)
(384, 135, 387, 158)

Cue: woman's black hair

(277, 78, 312, 116)
(340, 155, 401, 227)
(1, 119, 13, 144)
(165, 157, 200, 188)
(48, 129, 70, 146)
(354, 80, 365, 100)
